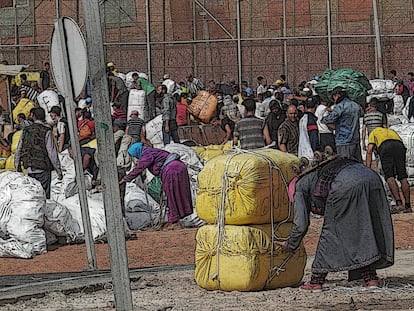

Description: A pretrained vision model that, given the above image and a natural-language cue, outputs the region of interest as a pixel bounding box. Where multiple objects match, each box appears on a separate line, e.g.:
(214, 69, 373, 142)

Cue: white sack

(146, 115, 164, 148)
(44, 200, 82, 243)
(0, 171, 46, 255)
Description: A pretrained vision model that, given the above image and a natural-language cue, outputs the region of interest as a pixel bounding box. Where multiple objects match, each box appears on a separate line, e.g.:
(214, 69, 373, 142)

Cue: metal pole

(282, 0, 287, 79)
(236, 0, 242, 90)
(54, 18, 97, 271)
(14, 0, 19, 64)
(192, 1, 197, 76)
(81, 1, 133, 310)
(56, 0, 60, 18)
(194, 0, 234, 39)
(372, 0, 384, 78)
(326, 0, 332, 69)
(145, 0, 152, 82)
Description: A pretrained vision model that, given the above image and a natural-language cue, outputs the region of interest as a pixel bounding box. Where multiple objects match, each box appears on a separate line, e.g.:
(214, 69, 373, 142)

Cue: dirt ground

(0, 213, 413, 310)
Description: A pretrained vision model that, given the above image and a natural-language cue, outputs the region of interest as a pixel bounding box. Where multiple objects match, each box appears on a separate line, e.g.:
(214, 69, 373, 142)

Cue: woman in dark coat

(119, 142, 193, 230)
(277, 158, 394, 291)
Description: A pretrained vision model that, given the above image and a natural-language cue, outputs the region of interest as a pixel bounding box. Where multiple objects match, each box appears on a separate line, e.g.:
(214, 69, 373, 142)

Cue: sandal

(364, 279, 379, 288)
(299, 282, 323, 292)
(390, 205, 405, 214)
(403, 207, 413, 213)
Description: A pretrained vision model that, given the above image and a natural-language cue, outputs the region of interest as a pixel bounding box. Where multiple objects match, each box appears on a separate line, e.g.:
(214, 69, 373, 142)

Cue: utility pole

(372, 0, 384, 78)
(81, 1, 134, 310)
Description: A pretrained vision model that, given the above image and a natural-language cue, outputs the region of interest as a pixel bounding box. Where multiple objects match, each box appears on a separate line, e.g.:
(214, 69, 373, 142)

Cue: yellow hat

(107, 62, 115, 67)
(275, 79, 283, 84)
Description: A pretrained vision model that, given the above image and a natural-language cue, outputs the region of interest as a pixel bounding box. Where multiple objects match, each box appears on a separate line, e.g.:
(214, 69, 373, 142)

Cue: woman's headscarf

(128, 142, 143, 159)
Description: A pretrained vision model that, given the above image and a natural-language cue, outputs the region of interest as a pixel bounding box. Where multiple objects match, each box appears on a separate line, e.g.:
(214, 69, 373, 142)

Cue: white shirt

(315, 104, 332, 134)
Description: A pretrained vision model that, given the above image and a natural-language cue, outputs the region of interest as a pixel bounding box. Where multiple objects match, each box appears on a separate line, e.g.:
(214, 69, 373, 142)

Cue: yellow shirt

(368, 127, 402, 148)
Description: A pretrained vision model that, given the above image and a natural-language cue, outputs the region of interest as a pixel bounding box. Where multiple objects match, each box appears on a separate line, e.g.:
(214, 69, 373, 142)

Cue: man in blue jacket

(322, 87, 363, 161)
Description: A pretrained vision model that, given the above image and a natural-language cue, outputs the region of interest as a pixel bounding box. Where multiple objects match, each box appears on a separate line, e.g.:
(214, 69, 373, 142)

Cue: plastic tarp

(196, 148, 299, 225)
(195, 223, 307, 291)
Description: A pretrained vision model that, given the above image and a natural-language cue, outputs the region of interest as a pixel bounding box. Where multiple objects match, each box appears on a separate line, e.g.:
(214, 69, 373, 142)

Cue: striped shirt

(19, 84, 39, 104)
(127, 116, 145, 141)
(278, 119, 299, 155)
(233, 116, 265, 149)
(363, 111, 386, 135)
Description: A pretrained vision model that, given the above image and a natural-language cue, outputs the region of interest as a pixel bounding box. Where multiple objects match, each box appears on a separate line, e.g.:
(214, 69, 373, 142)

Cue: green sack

(315, 68, 372, 106)
(147, 176, 162, 202)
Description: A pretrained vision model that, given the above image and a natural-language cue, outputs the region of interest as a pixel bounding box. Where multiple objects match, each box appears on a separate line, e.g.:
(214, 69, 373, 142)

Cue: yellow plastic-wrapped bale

(196, 149, 299, 224)
(195, 223, 306, 291)
(12, 98, 36, 123)
(202, 145, 226, 160)
(5, 154, 15, 171)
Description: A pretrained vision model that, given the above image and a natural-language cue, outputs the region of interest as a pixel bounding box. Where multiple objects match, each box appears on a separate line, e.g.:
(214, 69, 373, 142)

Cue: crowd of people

(3, 61, 414, 290)
(4, 63, 413, 215)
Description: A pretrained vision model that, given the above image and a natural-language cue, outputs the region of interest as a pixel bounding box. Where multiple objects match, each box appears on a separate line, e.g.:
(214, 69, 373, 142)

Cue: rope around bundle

(213, 147, 295, 290)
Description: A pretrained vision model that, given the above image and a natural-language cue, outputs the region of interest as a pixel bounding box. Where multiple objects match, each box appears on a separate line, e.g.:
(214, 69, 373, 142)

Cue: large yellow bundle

(196, 149, 299, 224)
(195, 223, 306, 291)
(12, 98, 36, 123)
(192, 143, 232, 161)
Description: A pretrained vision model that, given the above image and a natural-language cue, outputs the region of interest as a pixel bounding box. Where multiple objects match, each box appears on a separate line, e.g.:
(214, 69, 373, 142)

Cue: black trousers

(29, 170, 52, 199)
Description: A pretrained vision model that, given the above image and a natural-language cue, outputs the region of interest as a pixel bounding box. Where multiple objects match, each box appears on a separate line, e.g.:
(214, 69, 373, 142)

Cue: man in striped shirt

(278, 105, 300, 155)
(233, 98, 267, 149)
(126, 110, 145, 143)
(362, 99, 387, 151)
(18, 74, 39, 104)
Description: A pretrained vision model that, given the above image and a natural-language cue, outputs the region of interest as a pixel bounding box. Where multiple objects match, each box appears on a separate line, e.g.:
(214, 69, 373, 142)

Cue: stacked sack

(195, 148, 307, 291)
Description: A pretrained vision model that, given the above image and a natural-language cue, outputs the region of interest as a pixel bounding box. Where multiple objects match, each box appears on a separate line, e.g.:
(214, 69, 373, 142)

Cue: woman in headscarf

(277, 157, 394, 291)
(119, 142, 193, 230)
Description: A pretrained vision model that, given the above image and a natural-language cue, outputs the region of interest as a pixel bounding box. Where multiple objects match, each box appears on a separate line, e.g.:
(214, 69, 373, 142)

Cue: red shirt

(112, 108, 127, 121)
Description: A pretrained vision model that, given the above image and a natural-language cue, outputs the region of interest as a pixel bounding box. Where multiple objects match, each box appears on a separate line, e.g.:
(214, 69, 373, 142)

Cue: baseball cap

(85, 97, 92, 103)
(107, 62, 114, 67)
(130, 110, 139, 116)
(163, 74, 170, 79)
